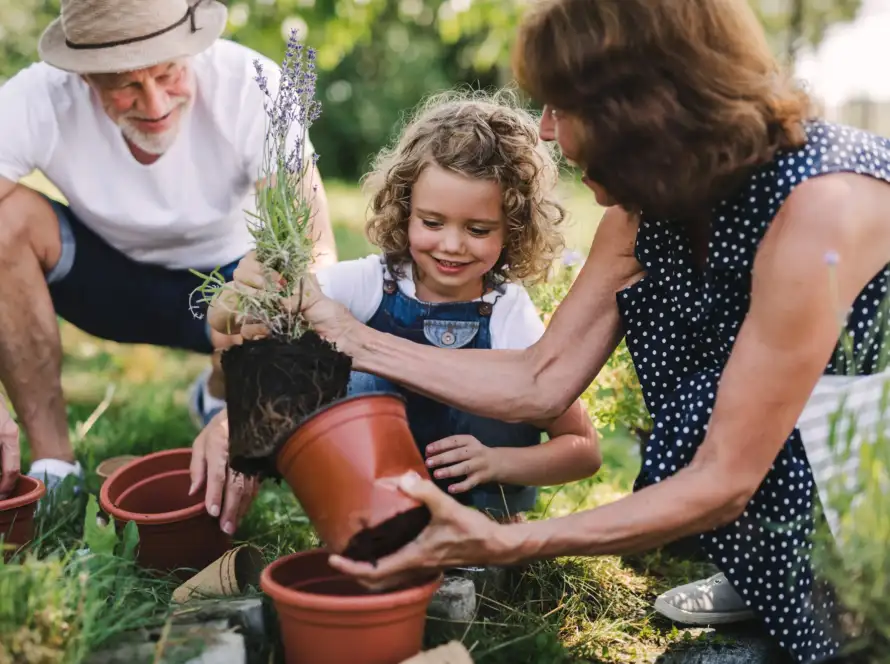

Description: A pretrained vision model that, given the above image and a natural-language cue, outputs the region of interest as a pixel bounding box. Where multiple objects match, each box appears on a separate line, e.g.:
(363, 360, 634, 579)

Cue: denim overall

(347, 274, 542, 519)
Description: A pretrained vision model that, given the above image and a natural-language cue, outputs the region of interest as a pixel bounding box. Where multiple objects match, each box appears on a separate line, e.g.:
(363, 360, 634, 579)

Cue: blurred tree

(0, 0, 866, 179)
(750, 0, 863, 62)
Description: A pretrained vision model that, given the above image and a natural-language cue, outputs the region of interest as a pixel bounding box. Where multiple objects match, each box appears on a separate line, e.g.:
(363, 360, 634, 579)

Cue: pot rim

(272, 391, 409, 461)
(260, 549, 441, 613)
(99, 449, 205, 525)
(96, 454, 142, 480)
(0, 475, 46, 511)
(295, 390, 406, 431)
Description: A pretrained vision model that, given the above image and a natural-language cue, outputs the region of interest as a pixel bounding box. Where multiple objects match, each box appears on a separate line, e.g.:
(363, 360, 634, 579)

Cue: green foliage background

(0, 0, 863, 182)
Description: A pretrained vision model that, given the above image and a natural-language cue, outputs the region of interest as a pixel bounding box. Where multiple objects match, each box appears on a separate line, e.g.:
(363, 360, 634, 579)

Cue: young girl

(210, 92, 600, 521)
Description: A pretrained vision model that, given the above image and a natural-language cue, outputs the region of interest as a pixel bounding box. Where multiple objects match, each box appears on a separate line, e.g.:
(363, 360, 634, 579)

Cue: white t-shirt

(315, 255, 546, 350)
(0, 39, 310, 269)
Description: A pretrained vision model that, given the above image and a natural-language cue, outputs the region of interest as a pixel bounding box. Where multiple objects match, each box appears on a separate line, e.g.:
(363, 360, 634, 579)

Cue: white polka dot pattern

(617, 121, 890, 663)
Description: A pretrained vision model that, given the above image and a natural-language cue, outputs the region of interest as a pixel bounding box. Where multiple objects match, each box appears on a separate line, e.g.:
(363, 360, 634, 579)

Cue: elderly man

(0, 0, 336, 498)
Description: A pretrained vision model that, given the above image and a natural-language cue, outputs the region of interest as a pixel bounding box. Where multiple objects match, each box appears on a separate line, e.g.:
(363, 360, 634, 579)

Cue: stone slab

(656, 624, 793, 664)
(86, 621, 242, 664)
(428, 576, 477, 622)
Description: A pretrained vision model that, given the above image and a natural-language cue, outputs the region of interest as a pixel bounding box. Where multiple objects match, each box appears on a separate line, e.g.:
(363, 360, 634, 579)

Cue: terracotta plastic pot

(96, 455, 142, 480)
(276, 393, 432, 562)
(0, 475, 45, 558)
(261, 549, 441, 664)
(99, 448, 232, 577)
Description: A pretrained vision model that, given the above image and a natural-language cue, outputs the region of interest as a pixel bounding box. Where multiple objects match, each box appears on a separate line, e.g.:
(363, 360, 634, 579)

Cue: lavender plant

(191, 29, 322, 339)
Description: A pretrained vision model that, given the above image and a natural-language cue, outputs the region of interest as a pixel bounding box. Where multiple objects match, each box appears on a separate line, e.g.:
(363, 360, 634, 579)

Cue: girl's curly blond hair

(363, 89, 566, 286)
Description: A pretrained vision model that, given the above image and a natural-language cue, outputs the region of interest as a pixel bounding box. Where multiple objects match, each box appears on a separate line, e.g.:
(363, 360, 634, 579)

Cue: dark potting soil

(341, 505, 432, 563)
(221, 331, 352, 477)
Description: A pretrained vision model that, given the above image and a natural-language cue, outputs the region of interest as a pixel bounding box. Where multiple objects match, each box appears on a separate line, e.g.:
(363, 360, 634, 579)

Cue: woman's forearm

(345, 325, 555, 421)
(312, 205, 640, 423)
(497, 461, 742, 564)
(492, 433, 602, 487)
(340, 270, 627, 423)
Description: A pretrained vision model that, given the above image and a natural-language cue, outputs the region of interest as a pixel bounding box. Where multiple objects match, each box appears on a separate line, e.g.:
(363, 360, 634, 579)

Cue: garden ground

(2, 173, 728, 664)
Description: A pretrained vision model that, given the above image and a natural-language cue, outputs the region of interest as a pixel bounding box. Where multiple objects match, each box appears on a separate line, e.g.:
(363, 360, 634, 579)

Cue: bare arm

(425, 398, 601, 492)
(494, 399, 601, 487)
(310, 206, 643, 423)
(328, 173, 890, 588)
(496, 173, 890, 561)
(0, 178, 15, 202)
(304, 166, 338, 269)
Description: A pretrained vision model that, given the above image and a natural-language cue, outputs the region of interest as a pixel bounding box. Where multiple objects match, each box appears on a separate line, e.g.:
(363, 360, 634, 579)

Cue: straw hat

(38, 0, 228, 74)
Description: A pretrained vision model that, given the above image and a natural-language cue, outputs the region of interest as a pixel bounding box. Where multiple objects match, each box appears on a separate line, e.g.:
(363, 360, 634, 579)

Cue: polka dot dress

(618, 121, 890, 663)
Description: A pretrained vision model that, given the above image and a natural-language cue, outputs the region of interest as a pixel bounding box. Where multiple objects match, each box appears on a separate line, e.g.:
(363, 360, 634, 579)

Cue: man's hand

(424, 435, 498, 494)
(0, 399, 20, 499)
(189, 408, 259, 535)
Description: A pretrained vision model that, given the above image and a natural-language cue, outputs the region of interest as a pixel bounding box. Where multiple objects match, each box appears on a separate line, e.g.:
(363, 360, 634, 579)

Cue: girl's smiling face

(408, 163, 506, 303)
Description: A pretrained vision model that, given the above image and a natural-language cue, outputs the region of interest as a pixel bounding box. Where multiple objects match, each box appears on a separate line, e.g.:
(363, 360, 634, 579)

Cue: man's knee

(0, 186, 62, 271)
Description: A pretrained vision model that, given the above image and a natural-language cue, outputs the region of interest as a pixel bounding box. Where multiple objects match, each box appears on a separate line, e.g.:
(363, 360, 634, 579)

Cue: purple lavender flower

(254, 28, 323, 179)
(562, 248, 583, 267)
(252, 59, 269, 97)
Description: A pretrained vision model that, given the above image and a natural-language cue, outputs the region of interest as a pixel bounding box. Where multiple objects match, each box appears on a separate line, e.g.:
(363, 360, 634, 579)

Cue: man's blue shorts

(45, 197, 241, 355)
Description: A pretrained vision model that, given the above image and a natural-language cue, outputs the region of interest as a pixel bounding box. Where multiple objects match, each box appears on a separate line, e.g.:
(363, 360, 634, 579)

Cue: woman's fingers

(328, 471, 497, 590)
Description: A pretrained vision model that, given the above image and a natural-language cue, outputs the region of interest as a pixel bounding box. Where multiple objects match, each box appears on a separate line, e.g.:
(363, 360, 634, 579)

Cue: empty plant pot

(99, 448, 232, 577)
(172, 544, 266, 604)
(96, 455, 142, 480)
(0, 475, 45, 559)
(261, 548, 442, 664)
(276, 392, 432, 562)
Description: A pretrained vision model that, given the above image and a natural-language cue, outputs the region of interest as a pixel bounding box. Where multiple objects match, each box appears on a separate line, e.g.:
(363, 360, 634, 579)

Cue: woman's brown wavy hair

(363, 89, 565, 286)
(513, 0, 812, 220)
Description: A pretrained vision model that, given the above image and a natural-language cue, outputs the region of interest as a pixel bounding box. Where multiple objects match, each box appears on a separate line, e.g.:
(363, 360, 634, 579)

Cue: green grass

(1, 173, 718, 663)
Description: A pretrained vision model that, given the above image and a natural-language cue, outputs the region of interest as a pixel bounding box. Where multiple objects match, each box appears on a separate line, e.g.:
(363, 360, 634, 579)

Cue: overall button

(441, 330, 456, 346)
(383, 280, 397, 294)
(478, 302, 493, 317)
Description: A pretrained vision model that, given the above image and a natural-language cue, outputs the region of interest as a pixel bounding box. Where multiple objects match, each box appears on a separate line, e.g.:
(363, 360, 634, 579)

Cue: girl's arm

(503, 398, 601, 486)
(425, 399, 600, 491)
(303, 205, 645, 422)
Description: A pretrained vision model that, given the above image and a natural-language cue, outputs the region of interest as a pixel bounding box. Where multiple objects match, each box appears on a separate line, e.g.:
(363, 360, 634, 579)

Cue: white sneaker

(187, 367, 226, 429)
(27, 458, 84, 494)
(654, 572, 756, 625)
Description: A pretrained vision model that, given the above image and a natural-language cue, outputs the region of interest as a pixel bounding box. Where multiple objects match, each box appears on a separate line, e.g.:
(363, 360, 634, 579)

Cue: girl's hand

(328, 471, 515, 591)
(210, 251, 282, 339)
(424, 435, 498, 494)
(233, 251, 283, 339)
(231, 250, 287, 295)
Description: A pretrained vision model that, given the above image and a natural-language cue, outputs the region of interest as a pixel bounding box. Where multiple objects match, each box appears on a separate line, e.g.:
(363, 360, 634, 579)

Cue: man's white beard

(118, 94, 192, 156)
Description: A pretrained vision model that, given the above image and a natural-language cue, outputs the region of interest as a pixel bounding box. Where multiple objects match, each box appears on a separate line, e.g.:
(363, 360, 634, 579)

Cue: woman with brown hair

(222, 0, 890, 660)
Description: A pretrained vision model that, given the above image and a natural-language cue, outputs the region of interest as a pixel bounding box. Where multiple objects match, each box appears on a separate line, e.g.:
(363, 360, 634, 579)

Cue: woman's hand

(295, 273, 363, 351)
(0, 399, 20, 499)
(189, 408, 260, 535)
(328, 471, 518, 591)
(424, 435, 498, 494)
